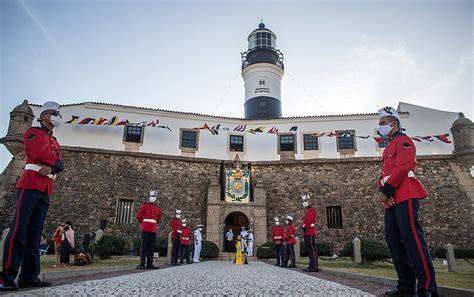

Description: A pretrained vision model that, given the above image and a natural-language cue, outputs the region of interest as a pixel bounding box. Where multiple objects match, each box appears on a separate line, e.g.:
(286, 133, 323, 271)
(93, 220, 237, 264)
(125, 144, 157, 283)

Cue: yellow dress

(235, 241, 242, 265)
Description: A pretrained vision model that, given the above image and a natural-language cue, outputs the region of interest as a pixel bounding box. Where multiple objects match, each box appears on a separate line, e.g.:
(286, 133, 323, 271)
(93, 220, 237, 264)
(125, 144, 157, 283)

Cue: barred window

(337, 130, 355, 150)
(181, 130, 198, 149)
(326, 206, 342, 229)
(230, 135, 244, 152)
(303, 134, 319, 150)
(279, 134, 295, 151)
(115, 199, 134, 224)
(125, 125, 143, 143)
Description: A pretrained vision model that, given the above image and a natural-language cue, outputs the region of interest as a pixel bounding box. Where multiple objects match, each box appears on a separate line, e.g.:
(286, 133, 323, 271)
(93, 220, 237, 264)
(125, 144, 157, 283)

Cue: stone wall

(0, 147, 472, 252)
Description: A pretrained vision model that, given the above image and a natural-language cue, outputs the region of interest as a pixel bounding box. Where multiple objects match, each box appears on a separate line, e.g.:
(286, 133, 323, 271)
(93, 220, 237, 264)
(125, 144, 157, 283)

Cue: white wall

(242, 64, 283, 102)
(29, 102, 458, 161)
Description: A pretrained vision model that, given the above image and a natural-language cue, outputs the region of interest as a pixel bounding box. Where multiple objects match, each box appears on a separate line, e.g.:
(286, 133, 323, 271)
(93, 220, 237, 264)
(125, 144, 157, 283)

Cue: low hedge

(257, 242, 276, 259)
(189, 240, 219, 258)
(300, 241, 332, 257)
(90, 235, 127, 259)
(340, 238, 390, 263)
(132, 236, 168, 256)
(433, 247, 474, 259)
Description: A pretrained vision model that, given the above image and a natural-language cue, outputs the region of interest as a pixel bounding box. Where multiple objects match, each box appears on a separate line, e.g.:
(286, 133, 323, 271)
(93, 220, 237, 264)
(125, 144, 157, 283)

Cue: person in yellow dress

(235, 235, 243, 265)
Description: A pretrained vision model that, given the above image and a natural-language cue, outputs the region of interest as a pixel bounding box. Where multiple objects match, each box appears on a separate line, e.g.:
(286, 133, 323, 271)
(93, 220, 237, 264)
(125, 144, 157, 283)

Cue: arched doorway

(223, 211, 249, 252)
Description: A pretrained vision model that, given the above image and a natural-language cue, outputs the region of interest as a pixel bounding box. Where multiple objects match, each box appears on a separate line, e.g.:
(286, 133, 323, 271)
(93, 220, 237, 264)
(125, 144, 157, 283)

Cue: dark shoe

(136, 265, 146, 270)
(385, 288, 416, 296)
(274, 263, 280, 266)
(18, 279, 51, 288)
(417, 289, 438, 297)
(302, 268, 310, 272)
(289, 264, 296, 268)
(280, 264, 287, 267)
(0, 281, 18, 291)
(146, 265, 159, 269)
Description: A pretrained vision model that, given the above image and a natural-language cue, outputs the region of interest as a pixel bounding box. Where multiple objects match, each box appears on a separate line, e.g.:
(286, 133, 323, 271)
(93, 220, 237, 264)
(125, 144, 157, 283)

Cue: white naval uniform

(247, 232, 254, 256)
(240, 229, 248, 252)
(193, 228, 203, 263)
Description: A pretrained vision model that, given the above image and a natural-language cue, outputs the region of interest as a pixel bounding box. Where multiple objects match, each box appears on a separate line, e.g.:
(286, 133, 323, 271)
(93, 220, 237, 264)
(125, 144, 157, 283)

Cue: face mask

(182, 224, 187, 227)
(176, 214, 181, 219)
(378, 122, 394, 137)
(303, 201, 309, 208)
(275, 222, 280, 226)
(286, 220, 289, 224)
(50, 115, 62, 127)
(149, 196, 156, 203)
(199, 227, 202, 231)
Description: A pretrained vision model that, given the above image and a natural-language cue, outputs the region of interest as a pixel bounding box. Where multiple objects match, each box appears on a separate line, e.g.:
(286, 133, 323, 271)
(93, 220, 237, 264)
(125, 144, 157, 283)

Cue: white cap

(241, 226, 245, 229)
(182, 218, 187, 223)
(149, 190, 159, 196)
(274, 217, 280, 222)
(176, 209, 181, 214)
(287, 215, 294, 221)
(378, 106, 400, 122)
(40, 101, 60, 114)
(197, 224, 203, 228)
(301, 192, 311, 201)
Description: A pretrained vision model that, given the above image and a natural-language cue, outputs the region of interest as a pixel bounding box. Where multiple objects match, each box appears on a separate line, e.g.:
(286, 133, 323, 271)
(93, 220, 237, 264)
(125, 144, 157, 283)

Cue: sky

(1, 0, 472, 171)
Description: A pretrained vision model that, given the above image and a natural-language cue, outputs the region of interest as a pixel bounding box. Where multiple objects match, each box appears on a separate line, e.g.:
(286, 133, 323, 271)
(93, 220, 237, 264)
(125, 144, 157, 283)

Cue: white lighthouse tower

(241, 22, 284, 120)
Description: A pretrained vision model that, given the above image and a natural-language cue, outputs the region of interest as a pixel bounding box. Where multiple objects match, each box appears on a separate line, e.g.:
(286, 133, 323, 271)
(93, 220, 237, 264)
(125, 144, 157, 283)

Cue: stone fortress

(0, 23, 473, 253)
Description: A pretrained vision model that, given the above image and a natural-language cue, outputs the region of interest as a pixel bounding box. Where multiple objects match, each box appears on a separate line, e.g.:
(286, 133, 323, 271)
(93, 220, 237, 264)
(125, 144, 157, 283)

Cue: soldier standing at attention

(377, 106, 437, 297)
(170, 209, 183, 266)
(1, 101, 64, 291)
(301, 193, 319, 272)
(135, 190, 161, 270)
(271, 217, 284, 267)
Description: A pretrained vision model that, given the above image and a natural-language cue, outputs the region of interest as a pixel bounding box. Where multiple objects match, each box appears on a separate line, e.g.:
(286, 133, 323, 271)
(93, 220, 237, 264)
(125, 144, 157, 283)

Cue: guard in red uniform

(170, 209, 183, 266)
(135, 190, 162, 270)
(377, 107, 437, 297)
(282, 215, 297, 268)
(179, 219, 192, 264)
(1, 102, 64, 291)
(271, 217, 284, 267)
(301, 193, 319, 272)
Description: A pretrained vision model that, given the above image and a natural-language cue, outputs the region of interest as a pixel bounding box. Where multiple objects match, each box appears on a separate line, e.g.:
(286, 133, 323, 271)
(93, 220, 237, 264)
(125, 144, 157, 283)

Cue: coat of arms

(225, 167, 250, 203)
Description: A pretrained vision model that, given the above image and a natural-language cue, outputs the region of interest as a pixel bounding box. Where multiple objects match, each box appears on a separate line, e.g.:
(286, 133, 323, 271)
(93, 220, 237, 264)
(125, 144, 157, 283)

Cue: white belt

(143, 219, 157, 223)
(25, 164, 55, 179)
(182, 237, 189, 240)
(291, 235, 295, 237)
(310, 224, 315, 227)
(381, 170, 415, 186)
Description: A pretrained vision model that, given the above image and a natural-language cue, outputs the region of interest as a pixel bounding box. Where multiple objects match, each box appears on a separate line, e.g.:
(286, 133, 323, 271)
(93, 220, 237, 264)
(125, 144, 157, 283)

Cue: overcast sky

(1, 0, 472, 171)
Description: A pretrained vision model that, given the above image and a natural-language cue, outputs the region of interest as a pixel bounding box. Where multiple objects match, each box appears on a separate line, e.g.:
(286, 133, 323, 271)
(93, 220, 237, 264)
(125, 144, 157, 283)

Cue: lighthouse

(241, 23, 284, 120)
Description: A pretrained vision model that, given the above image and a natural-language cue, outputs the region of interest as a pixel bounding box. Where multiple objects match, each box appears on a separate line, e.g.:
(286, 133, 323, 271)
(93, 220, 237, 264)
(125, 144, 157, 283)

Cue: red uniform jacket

(378, 133, 428, 208)
(170, 218, 182, 240)
(135, 202, 162, 233)
(17, 126, 63, 195)
(180, 227, 192, 245)
(302, 206, 317, 236)
(271, 225, 284, 245)
(285, 224, 297, 244)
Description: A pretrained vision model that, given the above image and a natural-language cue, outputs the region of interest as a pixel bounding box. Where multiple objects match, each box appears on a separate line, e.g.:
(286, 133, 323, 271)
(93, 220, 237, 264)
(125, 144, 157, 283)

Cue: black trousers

(140, 231, 156, 267)
(304, 235, 319, 271)
(283, 243, 296, 266)
(274, 243, 284, 265)
(171, 238, 180, 265)
(2, 189, 49, 283)
(179, 244, 191, 264)
(385, 199, 437, 294)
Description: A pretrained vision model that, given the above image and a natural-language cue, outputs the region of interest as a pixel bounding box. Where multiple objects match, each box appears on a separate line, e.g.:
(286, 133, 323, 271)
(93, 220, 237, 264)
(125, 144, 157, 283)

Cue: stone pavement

(6, 261, 373, 296)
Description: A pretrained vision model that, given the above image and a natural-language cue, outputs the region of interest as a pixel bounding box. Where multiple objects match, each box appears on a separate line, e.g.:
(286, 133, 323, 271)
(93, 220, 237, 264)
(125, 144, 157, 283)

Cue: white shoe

(193, 260, 200, 263)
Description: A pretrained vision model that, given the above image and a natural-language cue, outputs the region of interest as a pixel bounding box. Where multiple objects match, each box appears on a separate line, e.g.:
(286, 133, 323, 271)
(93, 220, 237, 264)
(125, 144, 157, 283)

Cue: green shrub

(90, 235, 127, 259)
(188, 240, 219, 259)
(257, 242, 276, 259)
(300, 241, 332, 257)
(339, 238, 390, 263)
(433, 247, 474, 259)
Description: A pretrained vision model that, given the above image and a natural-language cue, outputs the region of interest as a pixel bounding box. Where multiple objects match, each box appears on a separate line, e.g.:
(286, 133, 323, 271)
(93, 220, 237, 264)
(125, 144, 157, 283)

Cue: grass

(297, 257, 474, 290)
(39, 254, 166, 273)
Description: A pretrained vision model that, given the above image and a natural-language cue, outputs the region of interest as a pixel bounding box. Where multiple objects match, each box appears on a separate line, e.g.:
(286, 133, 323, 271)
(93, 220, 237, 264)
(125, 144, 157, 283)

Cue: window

(326, 206, 342, 229)
(181, 130, 198, 149)
(259, 101, 266, 107)
(124, 125, 143, 143)
(303, 134, 319, 151)
(255, 31, 272, 48)
(279, 134, 295, 151)
(259, 80, 266, 85)
(337, 130, 355, 150)
(115, 199, 134, 224)
(229, 135, 244, 152)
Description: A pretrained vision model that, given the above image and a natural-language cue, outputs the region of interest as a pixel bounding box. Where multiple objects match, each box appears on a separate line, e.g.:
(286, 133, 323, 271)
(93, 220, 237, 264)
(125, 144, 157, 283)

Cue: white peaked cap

(241, 226, 246, 229)
(301, 192, 311, 201)
(378, 106, 400, 121)
(182, 218, 187, 223)
(176, 209, 181, 214)
(287, 215, 294, 221)
(40, 101, 60, 114)
(274, 217, 280, 222)
(197, 224, 203, 227)
(149, 190, 159, 196)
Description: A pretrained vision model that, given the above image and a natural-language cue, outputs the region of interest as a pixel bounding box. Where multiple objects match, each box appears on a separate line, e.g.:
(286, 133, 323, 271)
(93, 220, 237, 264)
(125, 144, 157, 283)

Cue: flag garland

(64, 115, 452, 145)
